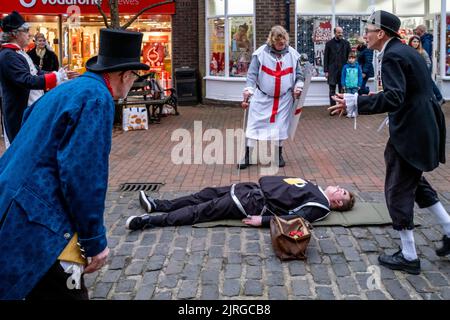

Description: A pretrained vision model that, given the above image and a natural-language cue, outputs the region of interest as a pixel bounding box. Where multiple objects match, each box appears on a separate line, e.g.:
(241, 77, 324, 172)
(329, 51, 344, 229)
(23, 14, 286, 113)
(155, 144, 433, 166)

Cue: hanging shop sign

(2, 0, 175, 15)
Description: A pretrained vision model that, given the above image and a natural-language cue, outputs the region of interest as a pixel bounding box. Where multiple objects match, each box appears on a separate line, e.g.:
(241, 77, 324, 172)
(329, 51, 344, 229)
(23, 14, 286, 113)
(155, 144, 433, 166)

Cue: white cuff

(54, 68, 68, 85)
(243, 86, 254, 95)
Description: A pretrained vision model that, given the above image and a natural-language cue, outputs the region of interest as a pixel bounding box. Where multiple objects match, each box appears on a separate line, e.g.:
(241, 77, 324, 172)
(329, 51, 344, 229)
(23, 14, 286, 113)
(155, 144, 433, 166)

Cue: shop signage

(2, 0, 175, 14)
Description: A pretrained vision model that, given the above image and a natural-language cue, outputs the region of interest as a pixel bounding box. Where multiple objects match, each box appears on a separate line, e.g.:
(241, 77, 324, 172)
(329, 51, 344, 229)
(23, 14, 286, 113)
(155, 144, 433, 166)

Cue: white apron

(246, 46, 299, 141)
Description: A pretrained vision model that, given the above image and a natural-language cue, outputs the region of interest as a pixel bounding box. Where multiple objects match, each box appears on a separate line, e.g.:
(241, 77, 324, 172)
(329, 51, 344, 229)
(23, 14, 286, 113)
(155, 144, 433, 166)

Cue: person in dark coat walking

(27, 32, 59, 72)
(329, 11, 449, 275)
(323, 26, 351, 109)
(356, 37, 374, 95)
(126, 176, 355, 230)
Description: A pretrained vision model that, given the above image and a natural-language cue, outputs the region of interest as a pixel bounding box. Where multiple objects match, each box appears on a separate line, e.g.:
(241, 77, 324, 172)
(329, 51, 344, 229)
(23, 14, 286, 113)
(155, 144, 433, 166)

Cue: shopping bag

(122, 107, 148, 131)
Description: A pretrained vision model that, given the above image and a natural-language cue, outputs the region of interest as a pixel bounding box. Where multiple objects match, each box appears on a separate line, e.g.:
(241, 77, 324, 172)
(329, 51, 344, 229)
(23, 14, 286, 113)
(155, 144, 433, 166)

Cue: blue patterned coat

(0, 72, 114, 299)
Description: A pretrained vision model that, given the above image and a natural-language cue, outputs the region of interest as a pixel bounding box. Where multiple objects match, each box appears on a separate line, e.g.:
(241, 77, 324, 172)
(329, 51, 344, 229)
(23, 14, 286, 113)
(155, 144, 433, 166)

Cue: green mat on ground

(192, 202, 422, 228)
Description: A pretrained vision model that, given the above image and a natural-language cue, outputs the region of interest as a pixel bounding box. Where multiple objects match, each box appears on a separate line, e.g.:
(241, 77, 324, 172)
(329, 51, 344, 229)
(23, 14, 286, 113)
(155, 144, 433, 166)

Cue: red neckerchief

(102, 73, 114, 97)
(1, 43, 21, 50)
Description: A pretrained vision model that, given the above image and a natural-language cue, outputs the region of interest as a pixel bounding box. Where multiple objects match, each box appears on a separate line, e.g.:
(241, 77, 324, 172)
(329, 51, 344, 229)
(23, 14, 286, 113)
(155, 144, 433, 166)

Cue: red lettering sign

(1, 0, 175, 15)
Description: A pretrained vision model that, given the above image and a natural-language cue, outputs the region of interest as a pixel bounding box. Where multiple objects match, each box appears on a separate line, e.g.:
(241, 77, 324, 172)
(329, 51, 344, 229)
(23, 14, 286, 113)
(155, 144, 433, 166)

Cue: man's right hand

(242, 90, 251, 109)
(84, 247, 110, 274)
(325, 72, 329, 79)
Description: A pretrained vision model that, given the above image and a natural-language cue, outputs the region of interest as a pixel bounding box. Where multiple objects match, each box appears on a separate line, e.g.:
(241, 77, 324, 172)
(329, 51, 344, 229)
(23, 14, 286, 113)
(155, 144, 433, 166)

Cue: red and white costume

(244, 44, 303, 141)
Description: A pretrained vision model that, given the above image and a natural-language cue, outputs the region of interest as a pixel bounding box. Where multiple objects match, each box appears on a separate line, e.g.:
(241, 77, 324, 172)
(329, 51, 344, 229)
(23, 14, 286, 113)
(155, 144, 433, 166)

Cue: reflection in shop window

(337, 16, 368, 50)
(229, 17, 253, 77)
(209, 18, 225, 76)
(297, 16, 332, 77)
(447, 15, 450, 76)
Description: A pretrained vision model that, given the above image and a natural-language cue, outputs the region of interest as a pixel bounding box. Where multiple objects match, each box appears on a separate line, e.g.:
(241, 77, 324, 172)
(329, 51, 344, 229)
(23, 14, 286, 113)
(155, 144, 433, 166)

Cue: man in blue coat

(0, 28, 149, 300)
(329, 11, 448, 275)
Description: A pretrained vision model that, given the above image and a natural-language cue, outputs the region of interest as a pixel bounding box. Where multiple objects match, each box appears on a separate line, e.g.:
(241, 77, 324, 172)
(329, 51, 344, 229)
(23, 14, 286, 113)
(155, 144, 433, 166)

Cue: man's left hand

(328, 93, 347, 117)
(242, 215, 262, 227)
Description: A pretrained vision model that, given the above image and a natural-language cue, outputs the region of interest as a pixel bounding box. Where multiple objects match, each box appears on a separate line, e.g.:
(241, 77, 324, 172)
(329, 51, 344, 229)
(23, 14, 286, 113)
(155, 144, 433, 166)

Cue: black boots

(277, 146, 285, 168)
(237, 146, 251, 169)
(436, 235, 450, 256)
(237, 146, 286, 169)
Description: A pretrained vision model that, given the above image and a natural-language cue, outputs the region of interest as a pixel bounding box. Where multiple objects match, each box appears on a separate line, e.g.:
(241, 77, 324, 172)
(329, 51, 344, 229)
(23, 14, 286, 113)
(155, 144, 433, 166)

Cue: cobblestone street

(83, 105, 450, 300)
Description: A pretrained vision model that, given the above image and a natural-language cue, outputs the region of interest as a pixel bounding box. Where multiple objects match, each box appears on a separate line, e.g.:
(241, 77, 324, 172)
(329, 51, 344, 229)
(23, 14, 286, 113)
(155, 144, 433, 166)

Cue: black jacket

(357, 45, 374, 78)
(324, 37, 351, 85)
(0, 47, 47, 143)
(27, 47, 59, 72)
(357, 38, 446, 172)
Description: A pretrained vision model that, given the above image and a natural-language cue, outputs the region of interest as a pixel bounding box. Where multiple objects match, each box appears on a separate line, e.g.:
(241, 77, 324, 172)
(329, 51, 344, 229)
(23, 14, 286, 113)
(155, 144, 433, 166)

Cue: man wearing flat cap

(0, 11, 76, 148)
(329, 10, 448, 275)
(0, 28, 150, 300)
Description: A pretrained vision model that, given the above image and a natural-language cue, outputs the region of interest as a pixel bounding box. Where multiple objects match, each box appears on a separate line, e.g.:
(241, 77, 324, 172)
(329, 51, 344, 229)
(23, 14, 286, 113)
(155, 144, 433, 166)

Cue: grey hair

(0, 31, 18, 43)
(266, 25, 289, 46)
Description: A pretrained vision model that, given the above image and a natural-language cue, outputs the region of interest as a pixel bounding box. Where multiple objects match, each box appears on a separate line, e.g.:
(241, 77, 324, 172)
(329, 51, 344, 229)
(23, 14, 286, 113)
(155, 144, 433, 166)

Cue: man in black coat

(323, 26, 351, 109)
(329, 10, 449, 275)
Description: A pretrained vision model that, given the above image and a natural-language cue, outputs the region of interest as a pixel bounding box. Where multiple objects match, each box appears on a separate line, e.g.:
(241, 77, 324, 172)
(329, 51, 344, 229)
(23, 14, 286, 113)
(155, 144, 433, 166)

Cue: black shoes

(126, 214, 154, 231)
(139, 190, 157, 213)
(436, 235, 450, 256)
(237, 146, 251, 169)
(277, 146, 285, 168)
(378, 249, 421, 275)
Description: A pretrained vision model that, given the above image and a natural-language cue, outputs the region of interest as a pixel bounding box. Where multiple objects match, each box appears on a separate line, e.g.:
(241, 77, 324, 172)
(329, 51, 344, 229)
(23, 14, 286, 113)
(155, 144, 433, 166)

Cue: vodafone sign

(3, 0, 175, 14)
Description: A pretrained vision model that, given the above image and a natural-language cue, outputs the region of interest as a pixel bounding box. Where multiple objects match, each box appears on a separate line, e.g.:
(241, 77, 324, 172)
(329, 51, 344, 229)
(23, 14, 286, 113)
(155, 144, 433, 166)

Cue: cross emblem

(261, 61, 293, 123)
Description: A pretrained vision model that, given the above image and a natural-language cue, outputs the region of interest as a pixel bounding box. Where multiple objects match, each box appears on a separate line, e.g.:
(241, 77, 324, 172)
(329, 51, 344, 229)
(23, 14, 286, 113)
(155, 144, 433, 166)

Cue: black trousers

(26, 260, 89, 300)
(384, 140, 439, 230)
(328, 82, 344, 106)
(151, 184, 264, 226)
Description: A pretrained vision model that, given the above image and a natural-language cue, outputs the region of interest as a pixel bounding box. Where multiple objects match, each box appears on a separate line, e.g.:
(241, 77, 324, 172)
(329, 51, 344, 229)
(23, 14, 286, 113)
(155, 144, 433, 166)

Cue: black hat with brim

(0, 11, 27, 32)
(362, 10, 401, 38)
(85, 28, 150, 73)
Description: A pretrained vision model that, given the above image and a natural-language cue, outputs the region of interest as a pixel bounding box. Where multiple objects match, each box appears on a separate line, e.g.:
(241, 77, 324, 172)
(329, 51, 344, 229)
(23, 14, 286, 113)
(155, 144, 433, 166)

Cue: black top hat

(363, 10, 401, 38)
(0, 11, 27, 32)
(86, 28, 150, 73)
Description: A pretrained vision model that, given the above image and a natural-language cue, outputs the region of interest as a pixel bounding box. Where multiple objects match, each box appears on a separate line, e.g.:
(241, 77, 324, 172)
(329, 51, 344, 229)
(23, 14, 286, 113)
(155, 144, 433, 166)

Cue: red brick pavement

(107, 105, 450, 194)
(1, 105, 449, 194)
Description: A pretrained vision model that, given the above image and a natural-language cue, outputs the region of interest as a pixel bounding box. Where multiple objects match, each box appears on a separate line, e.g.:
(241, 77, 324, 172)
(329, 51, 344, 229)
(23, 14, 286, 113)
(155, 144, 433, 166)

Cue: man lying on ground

(126, 176, 355, 230)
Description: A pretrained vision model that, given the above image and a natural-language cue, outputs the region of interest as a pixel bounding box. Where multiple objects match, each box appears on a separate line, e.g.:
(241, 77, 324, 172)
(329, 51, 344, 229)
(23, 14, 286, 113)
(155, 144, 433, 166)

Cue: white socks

(427, 202, 450, 237)
(399, 230, 418, 261)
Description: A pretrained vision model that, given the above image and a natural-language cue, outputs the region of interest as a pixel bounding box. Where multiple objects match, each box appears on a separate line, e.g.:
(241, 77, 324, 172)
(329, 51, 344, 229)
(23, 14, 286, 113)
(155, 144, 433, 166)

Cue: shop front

(203, 0, 450, 105)
(1, 0, 175, 88)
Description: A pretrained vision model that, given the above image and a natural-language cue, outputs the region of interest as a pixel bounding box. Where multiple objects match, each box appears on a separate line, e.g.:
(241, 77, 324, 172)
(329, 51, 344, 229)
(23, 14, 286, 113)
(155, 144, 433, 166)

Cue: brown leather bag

(270, 215, 312, 261)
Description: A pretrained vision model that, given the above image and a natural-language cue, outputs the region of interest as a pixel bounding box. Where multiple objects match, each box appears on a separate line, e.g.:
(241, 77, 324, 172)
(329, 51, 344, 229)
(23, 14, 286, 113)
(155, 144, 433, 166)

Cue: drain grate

(119, 182, 164, 192)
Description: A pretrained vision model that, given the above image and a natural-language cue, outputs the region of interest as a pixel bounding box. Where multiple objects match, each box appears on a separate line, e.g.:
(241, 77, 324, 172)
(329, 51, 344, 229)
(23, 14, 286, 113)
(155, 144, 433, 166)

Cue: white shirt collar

(319, 186, 331, 207)
(376, 37, 394, 61)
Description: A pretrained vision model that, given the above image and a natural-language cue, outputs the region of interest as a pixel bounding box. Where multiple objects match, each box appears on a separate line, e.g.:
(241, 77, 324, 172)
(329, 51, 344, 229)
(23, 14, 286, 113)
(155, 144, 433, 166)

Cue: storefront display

(206, 0, 254, 78)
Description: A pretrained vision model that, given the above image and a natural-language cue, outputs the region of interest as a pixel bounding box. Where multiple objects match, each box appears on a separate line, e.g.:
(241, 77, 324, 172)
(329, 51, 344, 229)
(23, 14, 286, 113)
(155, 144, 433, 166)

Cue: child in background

(341, 51, 362, 118)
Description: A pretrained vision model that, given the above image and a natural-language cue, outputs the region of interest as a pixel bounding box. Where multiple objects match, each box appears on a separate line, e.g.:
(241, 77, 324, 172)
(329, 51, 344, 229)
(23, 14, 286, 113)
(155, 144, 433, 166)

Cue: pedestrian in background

(28, 32, 59, 72)
(324, 26, 351, 112)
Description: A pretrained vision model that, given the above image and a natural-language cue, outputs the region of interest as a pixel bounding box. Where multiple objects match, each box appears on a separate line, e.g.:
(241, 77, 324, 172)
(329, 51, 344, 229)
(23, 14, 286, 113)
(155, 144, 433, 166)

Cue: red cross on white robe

(261, 61, 293, 123)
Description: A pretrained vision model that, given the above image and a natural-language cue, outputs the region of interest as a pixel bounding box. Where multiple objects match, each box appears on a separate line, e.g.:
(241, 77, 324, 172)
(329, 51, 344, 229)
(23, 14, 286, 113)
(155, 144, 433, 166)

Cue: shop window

(446, 14, 450, 76)
(337, 16, 368, 49)
(208, 0, 225, 16)
(374, 0, 394, 12)
(399, 17, 424, 42)
(228, 0, 254, 15)
(297, 16, 332, 77)
(395, 0, 425, 16)
(206, 0, 254, 78)
(296, 0, 332, 14)
(335, 0, 372, 13)
(208, 18, 226, 76)
(229, 17, 253, 77)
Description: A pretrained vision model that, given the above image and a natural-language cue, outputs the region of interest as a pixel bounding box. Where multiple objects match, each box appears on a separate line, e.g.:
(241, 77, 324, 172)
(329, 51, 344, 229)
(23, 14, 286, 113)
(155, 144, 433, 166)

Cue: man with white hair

(0, 11, 76, 148)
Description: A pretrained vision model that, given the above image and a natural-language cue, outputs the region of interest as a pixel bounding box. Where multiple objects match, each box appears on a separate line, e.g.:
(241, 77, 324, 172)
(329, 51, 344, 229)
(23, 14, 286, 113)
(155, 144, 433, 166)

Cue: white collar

(319, 186, 331, 207)
(376, 37, 394, 61)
